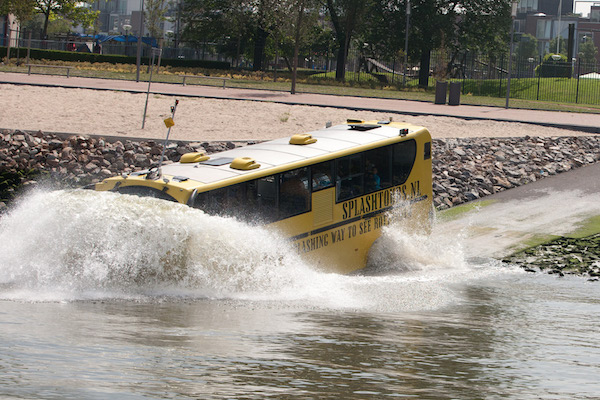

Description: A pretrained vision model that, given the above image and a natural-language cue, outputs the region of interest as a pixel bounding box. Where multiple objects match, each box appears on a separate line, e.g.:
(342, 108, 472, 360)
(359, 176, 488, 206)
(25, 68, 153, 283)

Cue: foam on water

(0, 189, 509, 311)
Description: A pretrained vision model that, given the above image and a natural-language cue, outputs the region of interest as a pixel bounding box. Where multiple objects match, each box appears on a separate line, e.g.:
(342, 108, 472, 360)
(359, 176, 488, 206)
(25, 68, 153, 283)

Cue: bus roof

(160, 121, 429, 186)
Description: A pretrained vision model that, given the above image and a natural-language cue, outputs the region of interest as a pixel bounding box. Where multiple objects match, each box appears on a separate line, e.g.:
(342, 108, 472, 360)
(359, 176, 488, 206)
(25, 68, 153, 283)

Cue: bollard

(448, 82, 461, 106)
(434, 81, 447, 104)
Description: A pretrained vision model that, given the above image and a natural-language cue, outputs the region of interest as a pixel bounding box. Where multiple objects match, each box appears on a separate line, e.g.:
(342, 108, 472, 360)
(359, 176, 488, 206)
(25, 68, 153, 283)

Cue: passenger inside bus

(366, 167, 381, 191)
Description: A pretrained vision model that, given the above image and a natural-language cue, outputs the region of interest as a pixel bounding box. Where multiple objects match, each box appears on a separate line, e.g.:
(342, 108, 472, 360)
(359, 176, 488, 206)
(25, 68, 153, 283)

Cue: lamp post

(557, 0, 563, 54)
(505, 0, 518, 109)
(175, 0, 182, 50)
(403, 0, 410, 86)
(136, 0, 145, 82)
(123, 23, 132, 56)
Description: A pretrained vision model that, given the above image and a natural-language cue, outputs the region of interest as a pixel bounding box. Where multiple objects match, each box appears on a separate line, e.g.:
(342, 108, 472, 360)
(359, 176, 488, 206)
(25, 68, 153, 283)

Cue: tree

(145, 0, 168, 40)
(250, 0, 288, 71)
(181, 0, 305, 71)
(325, 0, 370, 81)
(548, 36, 568, 56)
(272, 0, 320, 93)
(357, 0, 406, 63)
(181, 0, 254, 66)
(579, 40, 598, 65)
(228, 0, 254, 68)
(34, 0, 98, 39)
(407, 0, 511, 86)
(515, 33, 538, 61)
(408, 0, 448, 87)
(449, 0, 511, 56)
(0, 0, 36, 22)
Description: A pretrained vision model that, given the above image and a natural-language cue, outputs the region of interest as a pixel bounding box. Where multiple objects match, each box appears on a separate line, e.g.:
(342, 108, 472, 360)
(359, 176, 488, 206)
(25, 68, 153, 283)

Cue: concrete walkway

(435, 162, 600, 258)
(2, 71, 600, 134)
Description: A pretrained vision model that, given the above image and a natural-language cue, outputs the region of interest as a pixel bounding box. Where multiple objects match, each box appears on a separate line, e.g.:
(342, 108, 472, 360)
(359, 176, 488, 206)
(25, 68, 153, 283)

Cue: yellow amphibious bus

(94, 119, 433, 274)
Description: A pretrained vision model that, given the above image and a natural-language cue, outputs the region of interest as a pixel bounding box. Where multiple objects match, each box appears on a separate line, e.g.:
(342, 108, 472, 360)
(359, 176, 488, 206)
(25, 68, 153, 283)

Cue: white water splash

(0, 189, 505, 310)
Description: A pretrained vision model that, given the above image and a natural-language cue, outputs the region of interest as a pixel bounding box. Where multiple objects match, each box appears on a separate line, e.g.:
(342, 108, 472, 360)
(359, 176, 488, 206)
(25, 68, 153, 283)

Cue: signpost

(142, 47, 163, 129)
(403, 0, 410, 86)
(505, 0, 518, 109)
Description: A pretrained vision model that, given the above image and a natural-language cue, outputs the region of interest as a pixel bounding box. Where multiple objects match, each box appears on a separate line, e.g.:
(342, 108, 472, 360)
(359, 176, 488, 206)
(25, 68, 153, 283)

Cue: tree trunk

(335, 34, 348, 82)
(419, 49, 431, 88)
(253, 26, 267, 71)
(291, 1, 306, 95)
(235, 34, 241, 69)
(42, 9, 50, 40)
(283, 56, 292, 72)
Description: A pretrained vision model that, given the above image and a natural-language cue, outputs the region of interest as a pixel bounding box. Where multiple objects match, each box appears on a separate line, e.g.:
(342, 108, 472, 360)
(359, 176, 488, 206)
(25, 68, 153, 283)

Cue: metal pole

(142, 49, 158, 129)
(175, 0, 181, 49)
(156, 99, 179, 177)
(403, 0, 410, 86)
(576, 57, 581, 103)
(156, 40, 163, 74)
(537, 55, 541, 100)
(557, 0, 563, 54)
(506, 1, 518, 109)
(26, 31, 32, 65)
(136, 0, 144, 82)
(6, 24, 12, 61)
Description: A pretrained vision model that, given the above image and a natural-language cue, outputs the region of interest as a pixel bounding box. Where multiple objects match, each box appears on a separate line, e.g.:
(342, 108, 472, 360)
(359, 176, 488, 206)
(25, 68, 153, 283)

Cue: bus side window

(280, 167, 310, 219)
(336, 154, 363, 202)
(226, 182, 248, 219)
(312, 161, 334, 191)
(257, 175, 278, 222)
(365, 146, 392, 193)
(392, 140, 417, 186)
(207, 188, 227, 215)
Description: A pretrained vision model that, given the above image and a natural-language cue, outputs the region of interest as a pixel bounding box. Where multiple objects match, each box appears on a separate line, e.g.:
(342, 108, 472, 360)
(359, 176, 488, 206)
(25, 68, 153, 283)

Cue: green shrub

(535, 53, 571, 78)
(0, 46, 230, 69)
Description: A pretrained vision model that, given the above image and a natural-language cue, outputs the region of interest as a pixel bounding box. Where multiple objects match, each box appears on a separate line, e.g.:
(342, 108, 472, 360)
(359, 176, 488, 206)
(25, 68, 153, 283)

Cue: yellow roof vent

(180, 152, 210, 163)
(289, 133, 317, 145)
(230, 157, 260, 170)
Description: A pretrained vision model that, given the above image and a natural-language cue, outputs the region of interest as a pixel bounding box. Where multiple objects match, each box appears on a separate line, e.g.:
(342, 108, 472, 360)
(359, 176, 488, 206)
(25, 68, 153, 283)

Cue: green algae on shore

(503, 233, 600, 280)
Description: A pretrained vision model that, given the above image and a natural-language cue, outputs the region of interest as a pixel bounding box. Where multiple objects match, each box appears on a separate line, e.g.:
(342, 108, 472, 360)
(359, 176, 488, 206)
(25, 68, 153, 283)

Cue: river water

(1, 189, 599, 400)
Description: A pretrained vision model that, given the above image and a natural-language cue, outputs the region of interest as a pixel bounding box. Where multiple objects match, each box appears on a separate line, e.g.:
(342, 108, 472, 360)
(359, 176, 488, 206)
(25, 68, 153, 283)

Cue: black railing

(457, 55, 600, 105)
(3, 32, 600, 106)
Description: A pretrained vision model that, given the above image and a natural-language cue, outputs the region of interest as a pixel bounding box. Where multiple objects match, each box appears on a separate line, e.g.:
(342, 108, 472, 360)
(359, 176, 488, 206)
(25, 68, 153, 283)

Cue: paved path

(2, 71, 600, 133)
(435, 162, 600, 258)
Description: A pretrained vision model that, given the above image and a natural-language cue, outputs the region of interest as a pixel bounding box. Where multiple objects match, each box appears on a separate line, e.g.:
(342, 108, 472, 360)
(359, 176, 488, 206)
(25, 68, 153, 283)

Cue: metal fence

(3, 32, 600, 105)
(455, 55, 600, 105)
(335, 50, 600, 105)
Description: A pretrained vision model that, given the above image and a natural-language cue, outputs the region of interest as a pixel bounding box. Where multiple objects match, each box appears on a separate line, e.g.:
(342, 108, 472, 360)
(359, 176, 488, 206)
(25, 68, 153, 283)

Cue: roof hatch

(349, 124, 381, 131)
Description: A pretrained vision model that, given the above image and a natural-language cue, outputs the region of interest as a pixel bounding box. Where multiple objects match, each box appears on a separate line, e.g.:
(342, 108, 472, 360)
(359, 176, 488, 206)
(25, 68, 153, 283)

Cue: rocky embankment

(2, 129, 600, 278)
(2, 129, 600, 211)
(0, 130, 254, 208)
(432, 136, 600, 209)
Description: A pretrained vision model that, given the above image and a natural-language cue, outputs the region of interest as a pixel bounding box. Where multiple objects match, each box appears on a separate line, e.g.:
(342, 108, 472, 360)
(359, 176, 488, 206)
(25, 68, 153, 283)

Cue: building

(517, 0, 574, 15)
(91, 0, 178, 40)
(1, 14, 19, 47)
(575, 4, 600, 62)
(515, 0, 600, 63)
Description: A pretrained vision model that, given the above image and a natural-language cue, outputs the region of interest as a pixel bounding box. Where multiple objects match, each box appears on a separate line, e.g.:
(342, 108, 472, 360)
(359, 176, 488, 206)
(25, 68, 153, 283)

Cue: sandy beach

(0, 83, 594, 141)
